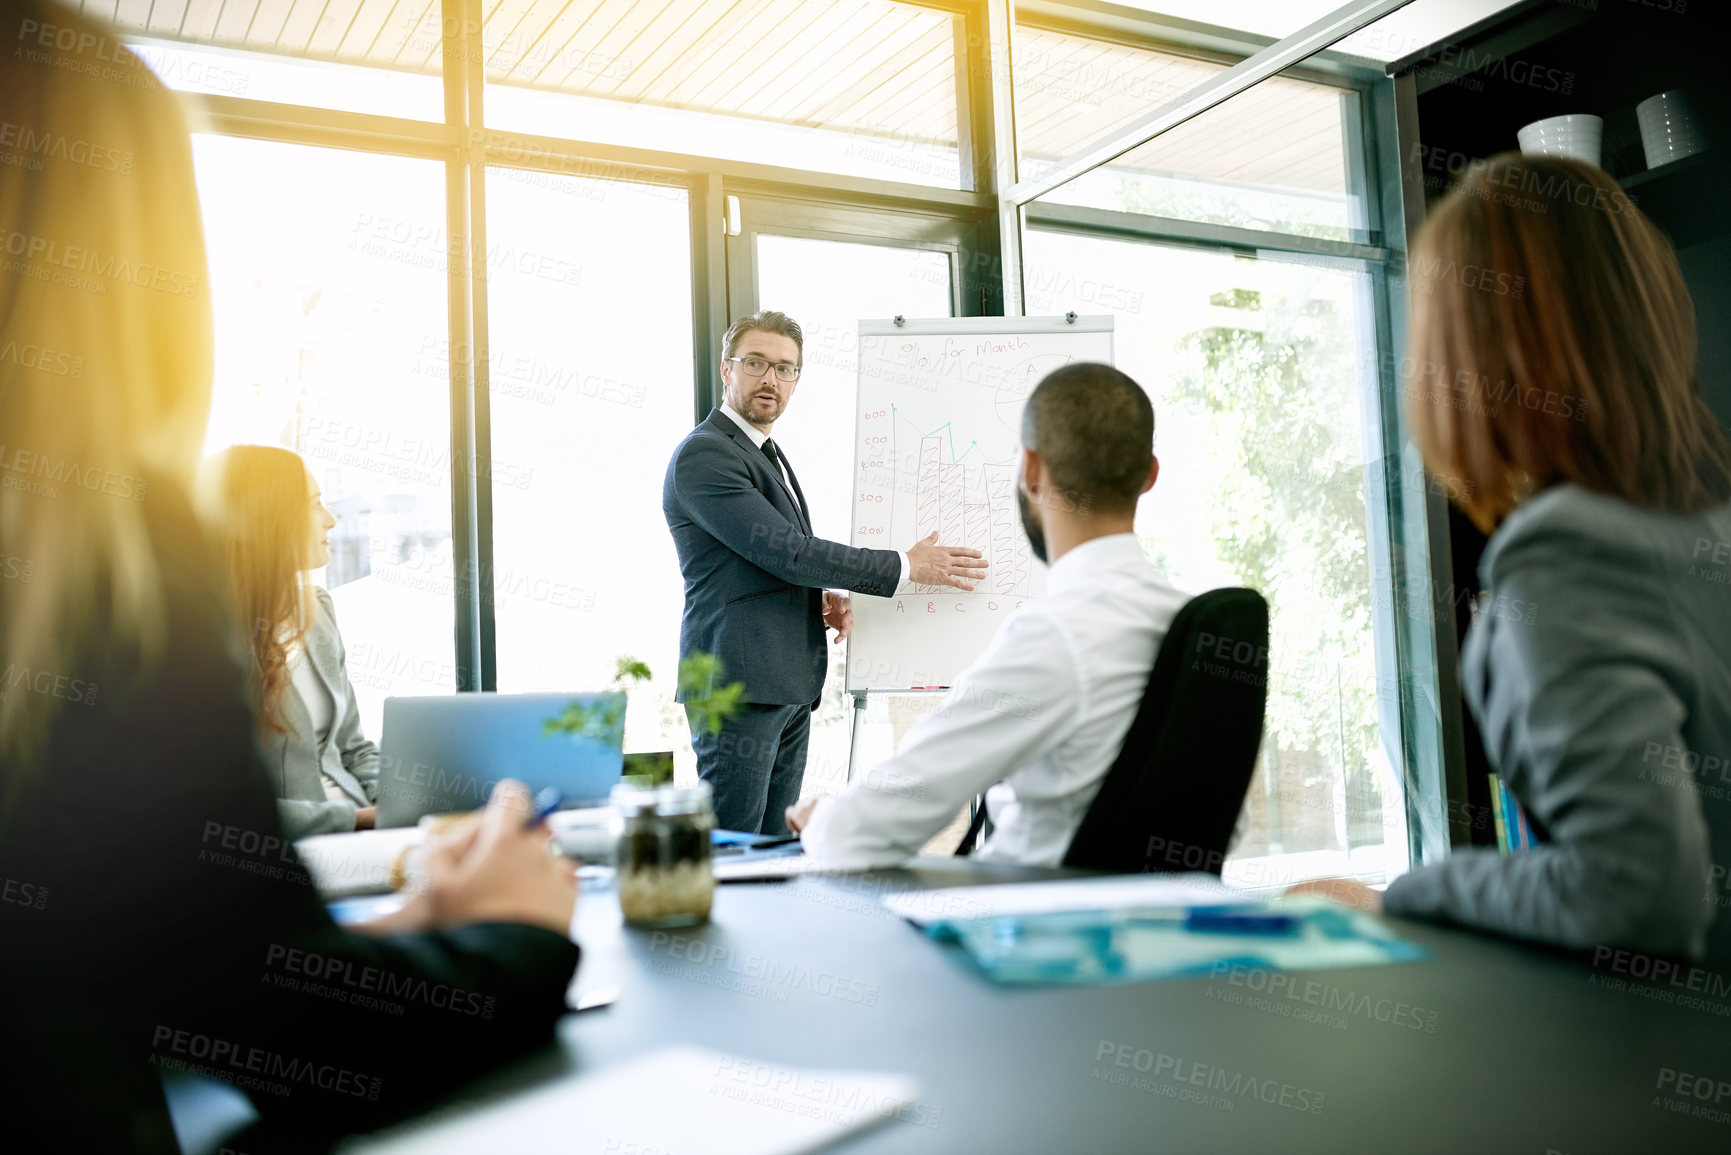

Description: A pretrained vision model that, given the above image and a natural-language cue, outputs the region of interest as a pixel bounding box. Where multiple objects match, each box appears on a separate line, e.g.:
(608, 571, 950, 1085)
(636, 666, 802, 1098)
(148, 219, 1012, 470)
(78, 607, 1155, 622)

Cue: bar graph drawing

(900, 424, 1032, 598)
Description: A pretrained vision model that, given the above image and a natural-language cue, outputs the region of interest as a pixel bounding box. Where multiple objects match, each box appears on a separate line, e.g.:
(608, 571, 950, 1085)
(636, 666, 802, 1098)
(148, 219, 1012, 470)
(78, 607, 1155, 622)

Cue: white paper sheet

(294, 827, 425, 898)
(881, 872, 1241, 925)
(339, 1046, 923, 1155)
(298, 808, 620, 899)
(712, 856, 854, 883)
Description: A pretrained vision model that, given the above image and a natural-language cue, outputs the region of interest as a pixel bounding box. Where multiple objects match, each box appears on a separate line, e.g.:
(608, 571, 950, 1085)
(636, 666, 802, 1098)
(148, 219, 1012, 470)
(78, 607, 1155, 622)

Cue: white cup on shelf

(1516, 114, 1603, 168)
(1636, 90, 1706, 169)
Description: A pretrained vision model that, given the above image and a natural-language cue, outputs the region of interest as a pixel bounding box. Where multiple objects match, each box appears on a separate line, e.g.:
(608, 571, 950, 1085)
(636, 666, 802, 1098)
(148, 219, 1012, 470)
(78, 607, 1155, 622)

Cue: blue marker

(525, 786, 563, 829)
(1183, 907, 1300, 935)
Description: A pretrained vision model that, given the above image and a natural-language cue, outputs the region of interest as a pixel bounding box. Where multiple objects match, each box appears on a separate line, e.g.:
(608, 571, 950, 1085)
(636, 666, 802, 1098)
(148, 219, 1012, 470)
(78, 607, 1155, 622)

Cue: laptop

(376, 692, 628, 828)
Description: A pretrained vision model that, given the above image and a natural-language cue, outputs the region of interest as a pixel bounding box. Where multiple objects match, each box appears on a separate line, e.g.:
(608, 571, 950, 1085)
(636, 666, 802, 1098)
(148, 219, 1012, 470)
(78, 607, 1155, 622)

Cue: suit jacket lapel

(704, 409, 810, 535)
(305, 620, 343, 710)
(278, 671, 366, 807)
(300, 604, 371, 807)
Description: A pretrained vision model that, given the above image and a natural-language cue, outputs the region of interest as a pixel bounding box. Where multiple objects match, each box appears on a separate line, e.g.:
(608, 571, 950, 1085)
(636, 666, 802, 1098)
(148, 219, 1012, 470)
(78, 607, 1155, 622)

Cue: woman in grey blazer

(1297, 154, 1731, 961)
(199, 446, 380, 838)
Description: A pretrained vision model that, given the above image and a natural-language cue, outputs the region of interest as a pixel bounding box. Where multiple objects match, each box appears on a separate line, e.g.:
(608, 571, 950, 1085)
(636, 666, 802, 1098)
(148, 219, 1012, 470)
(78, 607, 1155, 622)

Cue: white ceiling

(1114, 0, 1530, 63)
(88, 0, 1527, 164)
(92, 0, 963, 146)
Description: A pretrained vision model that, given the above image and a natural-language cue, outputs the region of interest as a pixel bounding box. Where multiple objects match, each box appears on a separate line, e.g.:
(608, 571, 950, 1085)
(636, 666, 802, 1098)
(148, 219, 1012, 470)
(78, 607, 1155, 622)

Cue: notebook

(338, 1046, 923, 1155)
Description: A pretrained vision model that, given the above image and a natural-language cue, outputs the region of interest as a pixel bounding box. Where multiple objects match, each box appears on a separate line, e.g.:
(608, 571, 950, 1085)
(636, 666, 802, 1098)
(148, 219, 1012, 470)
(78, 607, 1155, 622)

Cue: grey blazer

(264, 587, 380, 839)
(1385, 483, 1731, 960)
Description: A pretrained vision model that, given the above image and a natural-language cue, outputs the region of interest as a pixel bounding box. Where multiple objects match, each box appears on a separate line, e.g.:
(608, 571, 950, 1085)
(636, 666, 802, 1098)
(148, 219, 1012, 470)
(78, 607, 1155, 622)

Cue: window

(1032, 78, 1364, 241)
(483, 167, 695, 761)
(1014, 24, 1228, 182)
(1017, 22, 1365, 242)
(194, 136, 453, 738)
(1023, 228, 1406, 886)
(751, 233, 954, 797)
(154, 0, 1433, 866)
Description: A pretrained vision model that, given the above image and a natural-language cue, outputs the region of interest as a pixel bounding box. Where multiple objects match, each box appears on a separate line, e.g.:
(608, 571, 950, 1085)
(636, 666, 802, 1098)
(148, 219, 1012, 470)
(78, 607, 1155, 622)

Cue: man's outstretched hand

(906, 531, 989, 591)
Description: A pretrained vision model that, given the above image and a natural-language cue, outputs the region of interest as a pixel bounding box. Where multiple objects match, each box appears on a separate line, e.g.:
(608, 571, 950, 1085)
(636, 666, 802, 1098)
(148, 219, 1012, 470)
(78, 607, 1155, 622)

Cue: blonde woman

(0, 2, 577, 1147)
(200, 446, 381, 837)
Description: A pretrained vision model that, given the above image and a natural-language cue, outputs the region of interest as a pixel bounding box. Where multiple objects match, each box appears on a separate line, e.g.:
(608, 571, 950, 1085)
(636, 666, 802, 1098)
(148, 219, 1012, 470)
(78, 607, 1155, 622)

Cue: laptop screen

(375, 692, 627, 827)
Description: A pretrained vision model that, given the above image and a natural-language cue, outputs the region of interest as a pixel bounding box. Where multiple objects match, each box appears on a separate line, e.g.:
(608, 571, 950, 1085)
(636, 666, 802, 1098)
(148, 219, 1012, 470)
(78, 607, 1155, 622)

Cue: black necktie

(762, 439, 808, 527)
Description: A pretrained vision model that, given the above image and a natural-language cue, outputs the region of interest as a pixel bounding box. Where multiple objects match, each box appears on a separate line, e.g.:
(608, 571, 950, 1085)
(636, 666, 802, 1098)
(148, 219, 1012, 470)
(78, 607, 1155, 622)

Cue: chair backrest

(1061, 587, 1269, 875)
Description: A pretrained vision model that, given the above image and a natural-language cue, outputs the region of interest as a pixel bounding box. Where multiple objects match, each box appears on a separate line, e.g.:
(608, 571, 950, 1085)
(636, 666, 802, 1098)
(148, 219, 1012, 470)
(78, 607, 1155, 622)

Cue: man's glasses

(726, 355, 801, 383)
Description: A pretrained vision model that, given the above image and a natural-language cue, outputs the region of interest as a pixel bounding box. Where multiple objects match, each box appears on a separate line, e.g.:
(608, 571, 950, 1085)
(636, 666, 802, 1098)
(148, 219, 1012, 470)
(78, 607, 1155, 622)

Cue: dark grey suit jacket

(1386, 484, 1731, 960)
(663, 409, 902, 706)
(266, 587, 380, 839)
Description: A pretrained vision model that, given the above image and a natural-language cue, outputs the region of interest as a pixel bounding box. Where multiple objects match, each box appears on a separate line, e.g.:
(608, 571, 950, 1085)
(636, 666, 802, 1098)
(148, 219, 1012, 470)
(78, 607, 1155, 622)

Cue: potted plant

(546, 654, 744, 926)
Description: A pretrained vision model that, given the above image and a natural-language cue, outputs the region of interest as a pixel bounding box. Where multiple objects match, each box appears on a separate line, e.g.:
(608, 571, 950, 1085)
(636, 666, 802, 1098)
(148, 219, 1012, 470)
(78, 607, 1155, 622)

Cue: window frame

(158, 0, 1456, 870)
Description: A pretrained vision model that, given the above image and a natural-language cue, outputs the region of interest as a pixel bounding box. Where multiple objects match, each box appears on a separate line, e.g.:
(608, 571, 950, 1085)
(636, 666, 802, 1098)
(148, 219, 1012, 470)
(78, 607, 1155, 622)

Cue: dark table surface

(175, 859, 1731, 1153)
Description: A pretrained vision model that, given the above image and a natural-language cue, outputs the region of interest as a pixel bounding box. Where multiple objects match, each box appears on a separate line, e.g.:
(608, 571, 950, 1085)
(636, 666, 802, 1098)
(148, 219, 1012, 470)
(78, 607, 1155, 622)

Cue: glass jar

(610, 781, 715, 928)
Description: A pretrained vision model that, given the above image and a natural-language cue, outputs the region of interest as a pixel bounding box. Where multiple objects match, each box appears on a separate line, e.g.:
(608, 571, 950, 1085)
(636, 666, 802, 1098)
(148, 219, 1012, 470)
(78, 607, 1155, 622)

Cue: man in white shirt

(787, 363, 1189, 868)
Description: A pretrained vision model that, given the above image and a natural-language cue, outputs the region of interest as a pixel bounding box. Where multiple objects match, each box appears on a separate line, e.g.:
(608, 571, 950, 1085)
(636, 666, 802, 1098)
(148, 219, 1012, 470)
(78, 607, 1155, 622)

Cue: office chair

(955, 588, 1269, 873)
(1063, 587, 1268, 873)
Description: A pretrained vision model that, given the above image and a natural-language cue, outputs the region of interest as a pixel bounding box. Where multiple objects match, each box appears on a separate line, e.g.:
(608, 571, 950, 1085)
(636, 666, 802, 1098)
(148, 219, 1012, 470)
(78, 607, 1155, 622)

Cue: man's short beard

(1016, 484, 1048, 564)
(726, 381, 779, 427)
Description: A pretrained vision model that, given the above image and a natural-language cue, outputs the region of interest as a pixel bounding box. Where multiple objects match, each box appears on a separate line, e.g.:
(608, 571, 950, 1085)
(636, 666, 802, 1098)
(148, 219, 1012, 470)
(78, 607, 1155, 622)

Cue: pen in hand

(525, 786, 563, 830)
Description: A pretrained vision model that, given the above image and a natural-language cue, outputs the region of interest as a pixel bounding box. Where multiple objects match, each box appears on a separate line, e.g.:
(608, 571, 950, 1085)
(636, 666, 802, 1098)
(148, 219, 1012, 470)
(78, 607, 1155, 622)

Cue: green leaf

(678, 651, 746, 734)
(614, 656, 654, 684)
(542, 697, 625, 741)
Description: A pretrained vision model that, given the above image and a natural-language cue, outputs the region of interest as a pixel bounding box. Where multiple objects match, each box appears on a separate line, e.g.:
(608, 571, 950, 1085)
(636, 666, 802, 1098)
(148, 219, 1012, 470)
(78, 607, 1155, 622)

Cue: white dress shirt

(719, 401, 910, 586)
(800, 533, 1189, 868)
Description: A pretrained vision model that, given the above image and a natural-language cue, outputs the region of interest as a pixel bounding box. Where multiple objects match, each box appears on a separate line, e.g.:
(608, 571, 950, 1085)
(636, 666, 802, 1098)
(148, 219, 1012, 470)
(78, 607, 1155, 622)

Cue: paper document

(713, 856, 853, 883)
(294, 827, 424, 899)
(298, 808, 620, 899)
(546, 806, 617, 861)
(339, 1045, 923, 1155)
(881, 872, 1240, 925)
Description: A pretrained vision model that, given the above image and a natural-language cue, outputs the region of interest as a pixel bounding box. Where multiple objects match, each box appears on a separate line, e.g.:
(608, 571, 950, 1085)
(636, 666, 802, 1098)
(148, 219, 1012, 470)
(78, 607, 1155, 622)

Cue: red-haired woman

(200, 445, 379, 837)
(1296, 154, 1731, 962)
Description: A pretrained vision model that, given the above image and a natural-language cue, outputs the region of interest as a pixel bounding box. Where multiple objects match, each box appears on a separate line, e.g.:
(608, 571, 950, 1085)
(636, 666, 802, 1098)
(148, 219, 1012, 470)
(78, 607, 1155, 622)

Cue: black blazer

(662, 409, 901, 706)
(0, 481, 579, 1150)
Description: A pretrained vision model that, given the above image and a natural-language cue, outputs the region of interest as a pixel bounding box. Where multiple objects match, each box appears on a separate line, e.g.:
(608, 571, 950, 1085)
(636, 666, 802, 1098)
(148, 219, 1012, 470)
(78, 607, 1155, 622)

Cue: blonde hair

(0, 0, 214, 785)
(197, 446, 315, 736)
(1407, 153, 1731, 531)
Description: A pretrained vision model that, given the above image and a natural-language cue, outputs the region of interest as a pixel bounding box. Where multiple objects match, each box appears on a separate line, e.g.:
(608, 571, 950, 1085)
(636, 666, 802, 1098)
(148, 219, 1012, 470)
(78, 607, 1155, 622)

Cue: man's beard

(1016, 484, 1048, 564)
(727, 382, 782, 427)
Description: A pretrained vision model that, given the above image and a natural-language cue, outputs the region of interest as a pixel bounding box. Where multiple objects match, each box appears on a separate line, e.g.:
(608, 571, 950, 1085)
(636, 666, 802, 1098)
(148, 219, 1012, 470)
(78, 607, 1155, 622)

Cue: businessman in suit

(663, 310, 988, 833)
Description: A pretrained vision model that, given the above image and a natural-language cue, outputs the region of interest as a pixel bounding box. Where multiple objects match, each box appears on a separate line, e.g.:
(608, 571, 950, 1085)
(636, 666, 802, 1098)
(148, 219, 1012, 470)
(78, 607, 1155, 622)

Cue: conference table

(174, 858, 1731, 1153)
